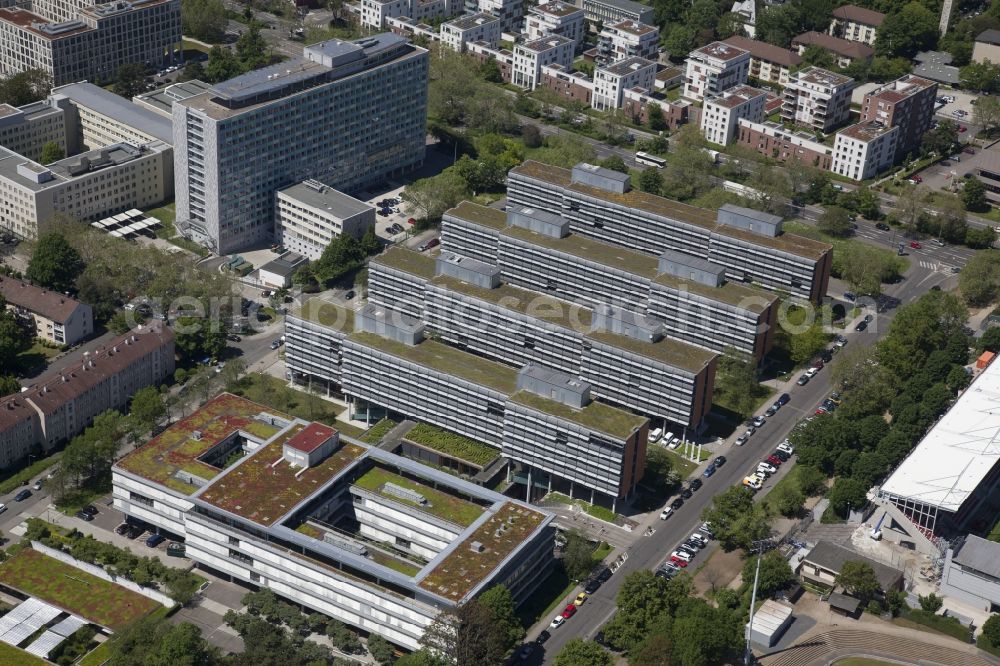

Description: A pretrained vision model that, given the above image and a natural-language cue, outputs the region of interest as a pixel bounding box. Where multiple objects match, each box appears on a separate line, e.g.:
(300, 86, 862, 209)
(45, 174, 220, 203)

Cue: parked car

(584, 578, 601, 594)
(735, 433, 749, 446)
(680, 487, 693, 499)
(126, 525, 145, 539)
(344, 290, 355, 300)
(32, 480, 42, 491)
(876, 222, 890, 231)
(689, 478, 702, 492)
(777, 441, 795, 455)
(82, 505, 98, 516)
(804, 366, 819, 378)
(843, 291, 856, 301)
(574, 592, 588, 606)
(76, 510, 94, 521)
(703, 464, 716, 478)
(0, 504, 7, 515)
(684, 538, 705, 550)
(670, 497, 684, 510)
(796, 374, 810, 386)
(670, 550, 693, 563)
(270, 340, 281, 350)
(714, 455, 727, 467)
(536, 630, 551, 645)
(659, 506, 673, 520)
(550, 616, 566, 629)
(677, 543, 699, 557)
(146, 534, 166, 548)
(772, 450, 790, 462)
(698, 522, 714, 537)
(419, 238, 440, 252)
(115, 523, 130, 535)
(596, 567, 612, 583)
(561, 604, 577, 619)
(964, 146, 976, 154)
(649, 427, 663, 443)
(766, 455, 783, 467)
(764, 403, 778, 417)
(777, 394, 790, 406)
(959, 125, 967, 133)
(752, 415, 766, 428)
(743, 476, 763, 490)
(855, 320, 868, 332)
(227, 334, 242, 342)
(14, 489, 31, 502)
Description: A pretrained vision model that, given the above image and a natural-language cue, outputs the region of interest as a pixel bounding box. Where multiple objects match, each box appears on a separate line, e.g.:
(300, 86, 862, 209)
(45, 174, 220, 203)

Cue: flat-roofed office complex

(506, 161, 832, 303)
(113, 394, 554, 651)
(174, 34, 427, 254)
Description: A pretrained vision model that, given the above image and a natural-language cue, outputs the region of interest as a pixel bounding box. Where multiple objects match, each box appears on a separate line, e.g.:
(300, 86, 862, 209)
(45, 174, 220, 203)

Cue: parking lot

(913, 143, 996, 193)
(356, 184, 415, 244)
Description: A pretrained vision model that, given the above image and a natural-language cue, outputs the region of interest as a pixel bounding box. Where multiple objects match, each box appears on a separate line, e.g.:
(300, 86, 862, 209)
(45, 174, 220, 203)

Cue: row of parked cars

(741, 441, 795, 491)
(659, 523, 714, 577)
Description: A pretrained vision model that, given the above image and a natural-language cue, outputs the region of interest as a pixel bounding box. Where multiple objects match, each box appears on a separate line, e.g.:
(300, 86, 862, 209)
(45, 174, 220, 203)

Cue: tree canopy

(701, 485, 772, 552)
(26, 231, 84, 293)
(553, 639, 613, 666)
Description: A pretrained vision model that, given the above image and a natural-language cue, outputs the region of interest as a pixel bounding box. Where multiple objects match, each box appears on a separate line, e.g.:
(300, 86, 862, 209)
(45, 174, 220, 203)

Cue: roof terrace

(508, 390, 646, 439)
(352, 464, 486, 527)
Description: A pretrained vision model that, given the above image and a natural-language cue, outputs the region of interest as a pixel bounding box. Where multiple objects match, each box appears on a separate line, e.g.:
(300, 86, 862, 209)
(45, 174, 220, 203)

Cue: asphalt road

(532, 239, 967, 663)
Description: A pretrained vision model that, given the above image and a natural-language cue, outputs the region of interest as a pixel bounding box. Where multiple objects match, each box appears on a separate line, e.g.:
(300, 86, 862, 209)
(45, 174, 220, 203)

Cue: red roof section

(286, 422, 336, 453)
(832, 4, 886, 27)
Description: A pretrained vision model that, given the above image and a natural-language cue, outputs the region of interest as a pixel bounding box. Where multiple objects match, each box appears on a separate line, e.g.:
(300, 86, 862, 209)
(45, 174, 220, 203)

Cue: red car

(964, 147, 976, 155)
(670, 555, 689, 567)
(909, 241, 922, 249)
(909, 175, 923, 183)
(767, 455, 783, 467)
(407, 217, 416, 225)
(959, 126, 968, 133)
(815, 407, 828, 415)
(561, 604, 577, 619)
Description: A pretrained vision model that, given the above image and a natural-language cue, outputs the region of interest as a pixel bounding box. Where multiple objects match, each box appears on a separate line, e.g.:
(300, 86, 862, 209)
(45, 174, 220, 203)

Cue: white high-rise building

(173, 35, 428, 254)
(683, 41, 750, 102)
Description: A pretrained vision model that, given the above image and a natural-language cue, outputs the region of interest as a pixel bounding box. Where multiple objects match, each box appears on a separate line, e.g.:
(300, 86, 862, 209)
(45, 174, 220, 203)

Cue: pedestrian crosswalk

(918, 260, 957, 274)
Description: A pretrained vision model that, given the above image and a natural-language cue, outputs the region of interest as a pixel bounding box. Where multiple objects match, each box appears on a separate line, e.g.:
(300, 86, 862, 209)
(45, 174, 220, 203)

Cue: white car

(735, 434, 749, 447)
(0, 503, 6, 515)
(752, 415, 766, 428)
(743, 476, 763, 490)
(689, 533, 709, 546)
(667, 435, 681, 449)
(659, 507, 673, 520)
(758, 461, 777, 474)
(670, 550, 693, 562)
(804, 367, 819, 378)
(649, 427, 663, 443)
(550, 615, 565, 629)
(777, 441, 795, 455)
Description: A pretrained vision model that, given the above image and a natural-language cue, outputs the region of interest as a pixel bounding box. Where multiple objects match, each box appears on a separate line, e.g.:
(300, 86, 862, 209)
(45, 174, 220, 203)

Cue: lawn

(0, 642, 46, 666)
(0, 549, 160, 630)
(360, 418, 397, 445)
(661, 449, 700, 479)
(231, 374, 344, 425)
(142, 202, 210, 258)
(404, 423, 499, 467)
(761, 464, 808, 515)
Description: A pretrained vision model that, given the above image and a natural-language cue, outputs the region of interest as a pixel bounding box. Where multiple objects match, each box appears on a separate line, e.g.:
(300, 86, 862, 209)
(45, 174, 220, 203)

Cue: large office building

(505, 161, 832, 303)
(0, 324, 174, 465)
(859, 74, 937, 162)
(0, 82, 174, 240)
(173, 34, 428, 254)
(113, 394, 554, 651)
(0, 0, 180, 87)
(275, 180, 375, 261)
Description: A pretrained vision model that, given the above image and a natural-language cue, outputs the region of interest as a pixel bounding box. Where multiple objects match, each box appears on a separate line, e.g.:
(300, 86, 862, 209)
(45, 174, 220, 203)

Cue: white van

(649, 427, 663, 443)
(665, 432, 680, 449)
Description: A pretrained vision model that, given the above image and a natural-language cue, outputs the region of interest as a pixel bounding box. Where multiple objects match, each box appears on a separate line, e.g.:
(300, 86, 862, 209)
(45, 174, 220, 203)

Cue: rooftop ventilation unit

(323, 532, 368, 556)
(384, 482, 428, 506)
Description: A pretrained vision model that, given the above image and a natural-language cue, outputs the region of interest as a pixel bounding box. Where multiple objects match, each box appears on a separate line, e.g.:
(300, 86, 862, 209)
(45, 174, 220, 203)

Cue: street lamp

(745, 538, 775, 666)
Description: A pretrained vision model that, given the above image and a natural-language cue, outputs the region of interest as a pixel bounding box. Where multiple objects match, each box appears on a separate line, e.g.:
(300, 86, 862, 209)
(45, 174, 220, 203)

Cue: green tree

(742, 551, 794, 598)
(204, 45, 243, 83)
(828, 476, 867, 517)
(396, 650, 448, 666)
(671, 600, 741, 666)
(419, 600, 508, 666)
(876, 2, 938, 59)
(402, 170, 471, 222)
(973, 95, 1000, 136)
(26, 231, 84, 292)
(599, 154, 629, 173)
(0, 295, 31, 371)
(637, 167, 663, 195)
(173, 316, 226, 363)
(181, 0, 228, 42)
(713, 348, 760, 420)
(604, 573, 690, 652)
(921, 119, 958, 156)
(0, 375, 20, 397)
(966, 225, 997, 249)
(801, 44, 834, 68)
(771, 482, 806, 517)
(797, 465, 828, 496)
(236, 23, 269, 70)
(0, 70, 52, 106)
(959, 60, 1000, 93)
(562, 529, 597, 581)
(360, 225, 381, 256)
(522, 124, 543, 148)
(39, 141, 64, 165)
(663, 125, 714, 201)
(478, 585, 524, 654)
(367, 633, 396, 665)
(962, 178, 989, 213)
(816, 206, 853, 238)
(180, 60, 206, 83)
(113, 63, 147, 99)
(554, 638, 612, 666)
(106, 617, 223, 666)
(855, 187, 882, 219)
(919, 593, 943, 612)
(129, 386, 166, 433)
(701, 485, 772, 552)
(983, 614, 1000, 648)
(836, 560, 881, 601)
(647, 103, 667, 131)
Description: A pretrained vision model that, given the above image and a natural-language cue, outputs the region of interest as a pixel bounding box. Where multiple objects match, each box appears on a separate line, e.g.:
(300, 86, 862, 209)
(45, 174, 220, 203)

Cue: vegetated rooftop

(404, 423, 500, 468)
(420, 502, 546, 601)
(508, 390, 647, 439)
(429, 275, 594, 330)
(653, 271, 777, 312)
(352, 464, 485, 527)
(349, 332, 519, 394)
(445, 201, 508, 230)
(587, 329, 718, 373)
(292, 299, 356, 331)
(371, 245, 437, 279)
(501, 225, 662, 279)
(199, 426, 365, 526)
(0, 548, 160, 630)
(117, 393, 283, 495)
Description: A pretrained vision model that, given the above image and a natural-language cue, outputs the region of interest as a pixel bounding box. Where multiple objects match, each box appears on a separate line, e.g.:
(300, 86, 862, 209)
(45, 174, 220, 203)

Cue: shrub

(919, 593, 943, 613)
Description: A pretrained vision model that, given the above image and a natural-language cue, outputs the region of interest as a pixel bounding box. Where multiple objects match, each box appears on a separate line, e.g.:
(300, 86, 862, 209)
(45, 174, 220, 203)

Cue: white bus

(635, 151, 667, 168)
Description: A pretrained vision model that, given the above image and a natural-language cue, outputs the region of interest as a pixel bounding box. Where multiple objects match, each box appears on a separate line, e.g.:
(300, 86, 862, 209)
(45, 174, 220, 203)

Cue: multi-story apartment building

(830, 120, 898, 181)
(792, 31, 873, 69)
(173, 34, 428, 254)
(275, 180, 374, 261)
(361, 0, 461, 29)
(506, 161, 832, 303)
(581, 0, 653, 27)
(828, 4, 884, 46)
(540, 64, 594, 105)
(622, 88, 691, 130)
(701, 84, 767, 146)
(720, 35, 801, 87)
(592, 56, 655, 111)
(683, 41, 750, 102)
(859, 74, 937, 162)
(0, 0, 180, 87)
(341, 310, 650, 508)
(596, 19, 658, 64)
(440, 12, 501, 52)
(467, 0, 522, 31)
(0, 324, 174, 462)
(511, 35, 574, 90)
(0, 276, 92, 345)
(781, 67, 854, 133)
(737, 119, 834, 170)
(525, 2, 585, 51)
(113, 393, 555, 651)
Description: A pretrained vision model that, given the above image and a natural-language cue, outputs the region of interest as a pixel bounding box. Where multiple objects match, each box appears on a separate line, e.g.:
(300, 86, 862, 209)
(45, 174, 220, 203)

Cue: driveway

(917, 143, 999, 194)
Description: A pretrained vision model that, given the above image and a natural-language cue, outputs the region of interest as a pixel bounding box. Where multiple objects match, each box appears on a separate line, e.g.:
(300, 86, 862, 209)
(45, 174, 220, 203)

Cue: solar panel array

(88, 209, 162, 238)
(49, 615, 86, 638)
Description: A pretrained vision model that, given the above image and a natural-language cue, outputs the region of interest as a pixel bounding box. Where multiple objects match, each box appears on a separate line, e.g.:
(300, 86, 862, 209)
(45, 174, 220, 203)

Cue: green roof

(587, 330, 717, 373)
(117, 393, 284, 495)
(509, 390, 646, 439)
(501, 225, 661, 279)
(652, 272, 777, 313)
(372, 245, 437, 279)
(420, 502, 546, 601)
(512, 160, 831, 261)
(430, 275, 594, 330)
(292, 299, 356, 331)
(352, 464, 485, 527)
(445, 201, 508, 230)
(349, 332, 519, 394)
